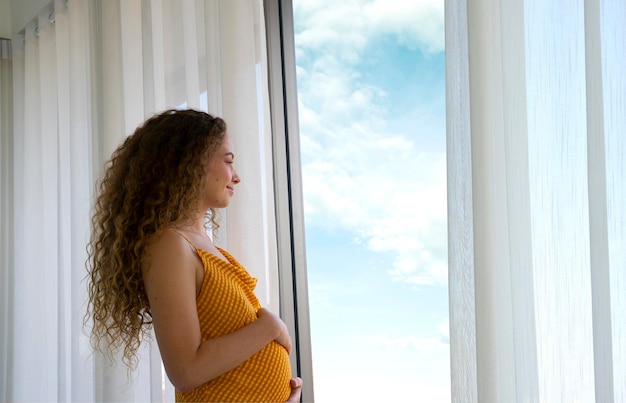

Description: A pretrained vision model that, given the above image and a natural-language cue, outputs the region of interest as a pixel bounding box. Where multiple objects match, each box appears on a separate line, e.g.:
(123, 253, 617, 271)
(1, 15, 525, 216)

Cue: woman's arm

(142, 230, 291, 393)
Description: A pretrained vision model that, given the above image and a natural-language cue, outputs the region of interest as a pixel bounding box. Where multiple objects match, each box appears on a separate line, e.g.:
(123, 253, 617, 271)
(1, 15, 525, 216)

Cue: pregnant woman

(85, 109, 302, 402)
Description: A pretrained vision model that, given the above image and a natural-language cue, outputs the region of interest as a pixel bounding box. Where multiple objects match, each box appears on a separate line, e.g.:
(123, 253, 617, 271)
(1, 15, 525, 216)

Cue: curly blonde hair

(85, 109, 227, 370)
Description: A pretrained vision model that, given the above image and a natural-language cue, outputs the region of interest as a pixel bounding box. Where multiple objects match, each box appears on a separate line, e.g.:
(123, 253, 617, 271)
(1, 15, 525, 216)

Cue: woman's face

(201, 136, 240, 209)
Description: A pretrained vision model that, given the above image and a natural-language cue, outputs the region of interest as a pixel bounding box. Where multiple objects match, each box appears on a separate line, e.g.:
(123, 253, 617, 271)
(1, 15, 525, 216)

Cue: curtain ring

(34, 25, 40, 36)
(49, 12, 56, 25)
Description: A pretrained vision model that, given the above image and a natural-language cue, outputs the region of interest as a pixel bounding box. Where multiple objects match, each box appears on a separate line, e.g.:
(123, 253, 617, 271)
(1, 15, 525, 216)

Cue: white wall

(2, 0, 50, 35)
(0, 0, 11, 38)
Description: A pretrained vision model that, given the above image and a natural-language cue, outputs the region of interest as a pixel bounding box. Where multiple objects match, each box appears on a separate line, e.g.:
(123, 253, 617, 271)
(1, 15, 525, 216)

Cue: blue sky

(292, 0, 449, 401)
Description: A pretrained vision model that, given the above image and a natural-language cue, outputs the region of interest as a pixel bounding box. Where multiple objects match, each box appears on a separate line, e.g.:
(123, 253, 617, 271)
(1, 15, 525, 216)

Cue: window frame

(263, 1, 314, 402)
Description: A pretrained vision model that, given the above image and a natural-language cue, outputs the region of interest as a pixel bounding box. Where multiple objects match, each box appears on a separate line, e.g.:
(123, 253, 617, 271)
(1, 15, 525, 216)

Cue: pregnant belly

(177, 341, 292, 403)
(236, 341, 292, 401)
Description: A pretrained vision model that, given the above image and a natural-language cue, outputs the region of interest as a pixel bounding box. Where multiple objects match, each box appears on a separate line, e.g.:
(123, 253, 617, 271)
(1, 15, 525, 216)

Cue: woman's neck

(171, 216, 208, 236)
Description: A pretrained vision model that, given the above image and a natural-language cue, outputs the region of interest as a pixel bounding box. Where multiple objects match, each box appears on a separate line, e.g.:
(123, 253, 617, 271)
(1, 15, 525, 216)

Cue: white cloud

(313, 366, 451, 403)
(364, 0, 445, 52)
(301, 141, 448, 285)
(309, 321, 452, 402)
(294, 0, 444, 55)
(354, 331, 448, 352)
(295, 0, 447, 286)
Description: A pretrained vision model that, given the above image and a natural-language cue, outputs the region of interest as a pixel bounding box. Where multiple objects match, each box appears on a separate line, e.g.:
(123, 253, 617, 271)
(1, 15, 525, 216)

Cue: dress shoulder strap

(168, 228, 199, 250)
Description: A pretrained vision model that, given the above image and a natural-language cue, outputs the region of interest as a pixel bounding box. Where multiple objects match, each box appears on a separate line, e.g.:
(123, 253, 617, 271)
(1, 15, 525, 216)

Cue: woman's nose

(232, 169, 241, 184)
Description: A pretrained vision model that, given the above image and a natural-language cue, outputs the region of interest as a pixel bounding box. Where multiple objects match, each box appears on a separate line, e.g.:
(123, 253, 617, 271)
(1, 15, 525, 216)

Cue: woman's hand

(285, 377, 303, 402)
(257, 308, 292, 354)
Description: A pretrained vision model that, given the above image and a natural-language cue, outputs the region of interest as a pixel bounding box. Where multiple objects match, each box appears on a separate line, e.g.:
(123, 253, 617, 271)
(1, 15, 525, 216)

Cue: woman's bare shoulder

(143, 229, 197, 273)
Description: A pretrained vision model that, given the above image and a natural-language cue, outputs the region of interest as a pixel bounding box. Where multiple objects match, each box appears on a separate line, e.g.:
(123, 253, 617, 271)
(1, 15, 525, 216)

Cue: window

(266, 1, 449, 401)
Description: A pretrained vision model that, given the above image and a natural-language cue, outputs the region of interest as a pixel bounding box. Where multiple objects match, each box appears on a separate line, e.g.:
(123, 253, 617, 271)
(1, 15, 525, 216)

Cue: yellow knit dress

(175, 244, 292, 403)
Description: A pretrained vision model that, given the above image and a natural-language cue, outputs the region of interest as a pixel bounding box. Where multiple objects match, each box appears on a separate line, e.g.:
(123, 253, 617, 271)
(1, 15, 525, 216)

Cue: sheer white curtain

(8, 3, 93, 400)
(0, 37, 13, 403)
(446, 0, 625, 402)
(2, 0, 276, 401)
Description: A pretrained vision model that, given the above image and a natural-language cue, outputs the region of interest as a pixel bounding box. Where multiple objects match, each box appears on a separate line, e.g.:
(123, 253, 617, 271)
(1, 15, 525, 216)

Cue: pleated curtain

(0, 36, 13, 403)
(446, 0, 625, 402)
(1, 1, 277, 402)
